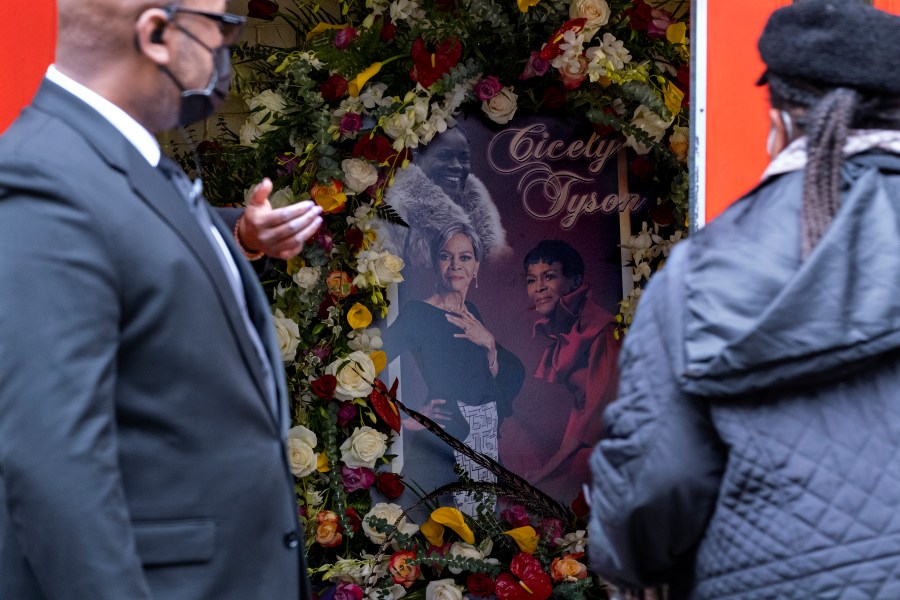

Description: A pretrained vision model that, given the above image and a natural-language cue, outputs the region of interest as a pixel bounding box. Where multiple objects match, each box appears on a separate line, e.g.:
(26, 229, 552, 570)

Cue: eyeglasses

(162, 5, 246, 47)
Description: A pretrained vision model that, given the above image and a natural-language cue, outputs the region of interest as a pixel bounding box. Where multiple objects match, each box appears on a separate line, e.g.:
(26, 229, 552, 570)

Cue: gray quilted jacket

(589, 151, 900, 599)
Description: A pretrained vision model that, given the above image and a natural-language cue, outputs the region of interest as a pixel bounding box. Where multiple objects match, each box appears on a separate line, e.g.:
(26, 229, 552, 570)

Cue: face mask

(161, 43, 232, 127)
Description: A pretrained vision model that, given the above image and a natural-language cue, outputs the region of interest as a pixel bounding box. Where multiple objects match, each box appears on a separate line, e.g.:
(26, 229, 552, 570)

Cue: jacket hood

(679, 152, 900, 398)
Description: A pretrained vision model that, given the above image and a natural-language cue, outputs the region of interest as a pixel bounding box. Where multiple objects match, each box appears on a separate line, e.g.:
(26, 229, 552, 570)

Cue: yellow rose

(347, 302, 373, 330)
(311, 180, 347, 213)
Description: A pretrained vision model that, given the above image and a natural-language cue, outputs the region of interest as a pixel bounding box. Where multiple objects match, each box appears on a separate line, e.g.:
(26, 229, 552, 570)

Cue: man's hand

(238, 178, 324, 260)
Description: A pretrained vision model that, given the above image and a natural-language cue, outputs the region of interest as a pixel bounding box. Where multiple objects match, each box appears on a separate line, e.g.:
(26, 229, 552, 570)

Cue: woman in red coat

(523, 240, 620, 498)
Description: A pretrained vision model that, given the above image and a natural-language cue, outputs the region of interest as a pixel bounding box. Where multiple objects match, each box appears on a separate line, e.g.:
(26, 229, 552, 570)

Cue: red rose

(649, 202, 675, 227)
(625, 0, 653, 31)
(318, 295, 336, 320)
(376, 472, 406, 500)
(629, 154, 655, 180)
(247, 0, 278, 20)
(541, 85, 567, 110)
(344, 507, 363, 532)
(353, 133, 394, 163)
(380, 18, 397, 42)
(311, 374, 337, 399)
(345, 227, 365, 251)
(467, 573, 495, 597)
(319, 74, 348, 101)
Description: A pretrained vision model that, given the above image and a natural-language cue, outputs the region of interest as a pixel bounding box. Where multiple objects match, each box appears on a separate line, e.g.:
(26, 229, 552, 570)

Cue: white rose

(626, 104, 673, 155)
(325, 350, 376, 400)
(447, 542, 484, 574)
(292, 266, 321, 292)
(425, 579, 463, 600)
(269, 187, 296, 209)
(363, 503, 420, 545)
(272, 308, 301, 363)
(340, 425, 388, 468)
(669, 124, 689, 163)
(372, 252, 405, 285)
(481, 88, 518, 125)
(569, 0, 610, 34)
(286, 425, 318, 477)
(342, 158, 380, 193)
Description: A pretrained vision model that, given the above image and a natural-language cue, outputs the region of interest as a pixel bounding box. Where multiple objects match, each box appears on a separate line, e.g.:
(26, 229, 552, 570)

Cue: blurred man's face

(417, 128, 471, 200)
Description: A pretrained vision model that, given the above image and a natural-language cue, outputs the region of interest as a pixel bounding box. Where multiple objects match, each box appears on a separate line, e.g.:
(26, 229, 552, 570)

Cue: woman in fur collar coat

(380, 127, 510, 269)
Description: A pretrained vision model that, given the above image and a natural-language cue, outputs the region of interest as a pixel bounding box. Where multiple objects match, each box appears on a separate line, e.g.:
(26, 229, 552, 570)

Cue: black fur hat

(758, 0, 900, 94)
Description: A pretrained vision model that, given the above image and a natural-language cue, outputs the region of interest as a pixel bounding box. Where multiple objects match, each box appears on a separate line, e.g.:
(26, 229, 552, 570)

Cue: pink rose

(501, 504, 531, 528)
(341, 465, 375, 492)
(339, 113, 363, 136)
(559, 55, 590, 90)
(336, 401, 359, 427)
(520, 52, 550, 80)
(474, 75, 504, 101)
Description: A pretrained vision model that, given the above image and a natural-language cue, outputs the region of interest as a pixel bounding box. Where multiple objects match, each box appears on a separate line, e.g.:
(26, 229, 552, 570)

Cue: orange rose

(326, 270, 354, 299)
(311, 180, 347, 213)
(388, 550, 421, 588)
(550, 554, 587, 582)
(316, 510, 343, 547)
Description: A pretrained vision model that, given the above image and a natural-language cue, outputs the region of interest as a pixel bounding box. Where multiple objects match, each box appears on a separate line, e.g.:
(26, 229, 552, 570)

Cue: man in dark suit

(0, 1, 322, 598)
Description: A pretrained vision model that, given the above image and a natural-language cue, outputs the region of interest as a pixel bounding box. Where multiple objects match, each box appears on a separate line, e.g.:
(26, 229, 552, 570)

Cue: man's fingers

(248, 178, 273, 206)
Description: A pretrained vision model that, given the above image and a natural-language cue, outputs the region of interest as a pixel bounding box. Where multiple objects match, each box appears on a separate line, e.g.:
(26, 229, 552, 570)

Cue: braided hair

(767, 73, 900, 258)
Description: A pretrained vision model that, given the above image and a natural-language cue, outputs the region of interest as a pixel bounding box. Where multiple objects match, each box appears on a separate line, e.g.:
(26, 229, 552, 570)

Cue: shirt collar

(762, 129, 900, 181)
(46, 65, 161, 167)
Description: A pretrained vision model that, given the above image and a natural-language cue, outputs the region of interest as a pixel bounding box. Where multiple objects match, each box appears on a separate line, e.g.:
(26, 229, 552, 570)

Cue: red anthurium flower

(539, 18, 586, 61)
(494, 553, 552, 600)
(409, 37, 462, 88)
(370, 379, 401, 431)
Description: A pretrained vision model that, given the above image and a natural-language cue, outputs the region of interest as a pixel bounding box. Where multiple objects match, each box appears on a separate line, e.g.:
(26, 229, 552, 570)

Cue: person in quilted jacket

(588, 1, 900, 599)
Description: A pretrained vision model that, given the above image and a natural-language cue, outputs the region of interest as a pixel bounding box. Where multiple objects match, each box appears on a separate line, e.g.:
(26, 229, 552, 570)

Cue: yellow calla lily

(666, 22, 687, 45)
(306, 22, 349, 41)
(517, 0, 540, 13)
(420, 517, 445, 547)
(349, 62, 384, 97)
(347, 303, 373, 330)
(504, 526, 539, 554)
(663, 80, 684, 118)
(430, 507, 475, 544)
(370, 350, 387, 375)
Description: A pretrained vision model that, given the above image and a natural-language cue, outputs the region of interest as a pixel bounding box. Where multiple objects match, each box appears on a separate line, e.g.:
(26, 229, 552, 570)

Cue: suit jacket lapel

(209, 210, 290, 433)
(32, 79, 278, 429)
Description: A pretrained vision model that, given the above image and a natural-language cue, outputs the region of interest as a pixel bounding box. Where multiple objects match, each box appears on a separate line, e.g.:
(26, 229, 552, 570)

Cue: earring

(475, 272, 479, 288)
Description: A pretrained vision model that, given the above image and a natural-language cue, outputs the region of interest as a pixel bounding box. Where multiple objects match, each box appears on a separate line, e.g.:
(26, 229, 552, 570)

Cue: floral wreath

(178, 0, 690, 598)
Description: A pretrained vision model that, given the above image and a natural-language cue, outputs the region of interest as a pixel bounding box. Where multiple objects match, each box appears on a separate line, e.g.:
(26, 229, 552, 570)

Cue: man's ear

(135, 8, 171, 65)
(767, 108, 790, 158)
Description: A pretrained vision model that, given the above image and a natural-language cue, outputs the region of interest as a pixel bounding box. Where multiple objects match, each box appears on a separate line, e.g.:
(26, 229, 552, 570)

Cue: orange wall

(704, 0, 900, 222)
(0, 0, 55, 134)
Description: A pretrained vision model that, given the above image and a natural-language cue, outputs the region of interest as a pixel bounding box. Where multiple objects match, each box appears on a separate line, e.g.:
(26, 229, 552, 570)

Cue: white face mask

(767, 110, 795, 157)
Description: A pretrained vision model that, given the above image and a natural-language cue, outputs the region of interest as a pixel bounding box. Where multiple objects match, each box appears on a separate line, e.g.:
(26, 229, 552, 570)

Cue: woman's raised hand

(445, 306, 496, 354)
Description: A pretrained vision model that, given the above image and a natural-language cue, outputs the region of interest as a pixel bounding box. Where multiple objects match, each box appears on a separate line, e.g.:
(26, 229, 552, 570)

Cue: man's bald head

(56, 0, 158, 73)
